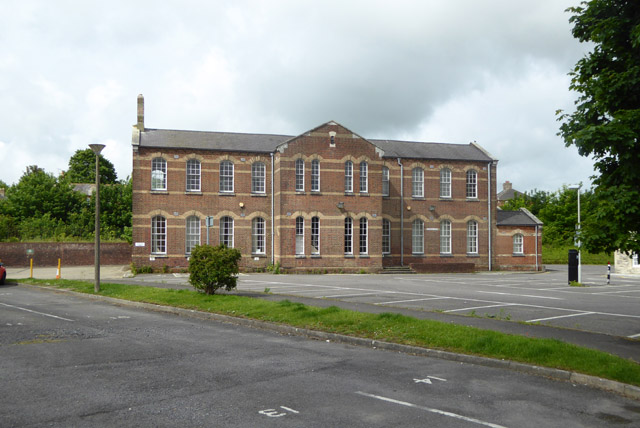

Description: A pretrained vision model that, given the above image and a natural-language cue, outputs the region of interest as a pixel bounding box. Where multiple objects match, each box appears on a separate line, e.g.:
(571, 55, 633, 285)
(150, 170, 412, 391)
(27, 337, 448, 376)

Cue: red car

(0, 262, 6, 285)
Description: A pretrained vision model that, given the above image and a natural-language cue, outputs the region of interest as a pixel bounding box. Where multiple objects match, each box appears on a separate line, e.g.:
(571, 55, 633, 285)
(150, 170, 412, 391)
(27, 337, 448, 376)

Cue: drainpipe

(270, 152, 275, 266)
(397, 158, 404, 266)
(487, 162, 492, 271)
(535, 224, 539, 271)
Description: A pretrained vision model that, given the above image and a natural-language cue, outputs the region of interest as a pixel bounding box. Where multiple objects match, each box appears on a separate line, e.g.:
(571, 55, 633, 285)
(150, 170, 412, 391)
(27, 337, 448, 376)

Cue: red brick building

(131, 95, 542, 272)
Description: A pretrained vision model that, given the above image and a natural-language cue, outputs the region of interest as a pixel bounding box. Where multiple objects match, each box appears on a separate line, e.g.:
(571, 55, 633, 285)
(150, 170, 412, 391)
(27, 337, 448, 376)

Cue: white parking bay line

(355, 391, 507, 428)
(628, 333, 640, 339)
(0, 302, 74, 322)
(322, 292, 382, 298)
(375, 297, 450, 305)
(445, 303, 518, 313)
(527, 312, 595, 323)
(476, 291, 564, 300)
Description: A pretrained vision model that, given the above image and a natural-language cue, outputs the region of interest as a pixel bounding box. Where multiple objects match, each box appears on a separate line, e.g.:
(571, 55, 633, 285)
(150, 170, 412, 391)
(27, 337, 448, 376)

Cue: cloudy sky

(0, 0, 594, 193)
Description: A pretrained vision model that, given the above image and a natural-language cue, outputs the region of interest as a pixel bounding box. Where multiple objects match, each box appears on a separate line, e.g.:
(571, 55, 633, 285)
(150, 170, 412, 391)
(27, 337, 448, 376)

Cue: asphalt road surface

(1, 285, 639, 427)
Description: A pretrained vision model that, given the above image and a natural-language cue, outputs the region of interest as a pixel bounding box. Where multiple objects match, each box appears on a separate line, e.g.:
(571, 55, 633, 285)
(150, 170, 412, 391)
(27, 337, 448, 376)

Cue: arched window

(359, 217, 368, 254)
(151, 215, 166, 254)
(186, 159, 201, 192)
(467, 220, 478, 254)
(412, 219, 424, 254)
(295, 159, 304, 192)
(412, 167, 424, 198)
(252, 217, 265, 254)
(440, 168, 451, 198)
(513, 234, 524, 254)
(220, 216, 234, 247)
(219, 161, 234, 193)
(359, 161, 368, 193)
(382, 219, 391, 255)
(311, 216, 320, 254)
(382, 166, 390, 197)
(295, 216, 304, 255)
(345, 161, 353, 193)
(252, 162, 266, 193)
(440, 220, 451, 254)
(185, 216, 200, 254)
(151, 158, 166, 191)
(344, 217, 353, 254)
(311, 159, 320, 192)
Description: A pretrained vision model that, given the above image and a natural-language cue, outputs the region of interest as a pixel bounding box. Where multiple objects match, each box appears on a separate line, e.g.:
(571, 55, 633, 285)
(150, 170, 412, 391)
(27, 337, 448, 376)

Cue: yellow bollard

(30, 258, 33, 279)
(56, 258, 61, 279)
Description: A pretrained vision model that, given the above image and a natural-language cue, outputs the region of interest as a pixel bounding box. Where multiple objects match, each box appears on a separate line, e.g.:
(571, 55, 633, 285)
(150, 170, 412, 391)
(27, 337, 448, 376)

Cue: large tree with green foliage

(65, 148, 118, 184)
(558, 1, 640, 254)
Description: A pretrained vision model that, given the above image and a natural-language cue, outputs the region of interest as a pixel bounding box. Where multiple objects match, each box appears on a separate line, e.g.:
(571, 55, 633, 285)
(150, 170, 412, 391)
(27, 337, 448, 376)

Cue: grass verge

(19, 278, 640, 387)
(543, 244, 611, 265)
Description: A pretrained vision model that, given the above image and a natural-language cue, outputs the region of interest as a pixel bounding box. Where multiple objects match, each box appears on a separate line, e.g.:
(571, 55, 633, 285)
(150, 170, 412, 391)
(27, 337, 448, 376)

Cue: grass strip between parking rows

(20, 278, 640, 387)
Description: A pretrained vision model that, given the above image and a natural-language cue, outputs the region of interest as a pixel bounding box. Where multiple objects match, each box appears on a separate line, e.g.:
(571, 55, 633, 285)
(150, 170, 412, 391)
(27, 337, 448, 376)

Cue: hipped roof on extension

(137, 123, 495, 163)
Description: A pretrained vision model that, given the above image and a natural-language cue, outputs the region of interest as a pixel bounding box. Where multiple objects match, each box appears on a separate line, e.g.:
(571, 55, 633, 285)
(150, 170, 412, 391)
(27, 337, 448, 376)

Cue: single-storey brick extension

(131, 95, 543, 273)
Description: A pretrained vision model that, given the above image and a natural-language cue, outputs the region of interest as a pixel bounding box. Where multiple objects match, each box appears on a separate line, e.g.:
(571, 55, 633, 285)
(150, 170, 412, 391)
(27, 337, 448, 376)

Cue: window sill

(150, 190, 168, 194)
(439, 197, 452, 201)
(411, 196, 425, 200)
(344, 192, 355, 196)
(466, 253, 479, 258)
(359, 192, 369, 197)
(512, 253, 525, 257)
(219, 192, 235, 196)
(295, 255, 306, 259)
(344, 254, 355, 258)
(295, 191, 306, 195)
(382, 253, 391, 257)
(251, 192, 267, 197)
(411, 253, 425, 258)
(251, 253, 267, 258)
(185, 191, 202, 195)
(150, 254, 167, 258)
(440, 254, 453, 258)
(466, 197, 479, 201)
(311, 254, 321, 258)
(310, 191, 322, 195)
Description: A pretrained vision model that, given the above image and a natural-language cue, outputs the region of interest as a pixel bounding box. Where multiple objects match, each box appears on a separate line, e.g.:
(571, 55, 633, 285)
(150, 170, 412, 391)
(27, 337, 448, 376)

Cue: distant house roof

(497, 181, 523, 202)
(497, 208, 543, 226)
(136, 124, 495, 163)
(72, 183, 97, 196)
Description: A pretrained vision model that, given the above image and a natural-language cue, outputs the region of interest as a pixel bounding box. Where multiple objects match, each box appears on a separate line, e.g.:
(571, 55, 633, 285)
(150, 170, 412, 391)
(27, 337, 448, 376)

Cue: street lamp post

(89, 144, 105, 293)
(568, 183, 582, 284)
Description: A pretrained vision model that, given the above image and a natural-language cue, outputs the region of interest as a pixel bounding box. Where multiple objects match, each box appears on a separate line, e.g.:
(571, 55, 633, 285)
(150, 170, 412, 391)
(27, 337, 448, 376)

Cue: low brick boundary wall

(0, 242, 132, 267)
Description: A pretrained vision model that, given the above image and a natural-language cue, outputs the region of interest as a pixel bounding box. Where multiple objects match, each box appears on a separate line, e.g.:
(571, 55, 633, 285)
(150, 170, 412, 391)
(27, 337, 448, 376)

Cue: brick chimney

(137, 94, 144, 131)
(503, 181, 512, 191)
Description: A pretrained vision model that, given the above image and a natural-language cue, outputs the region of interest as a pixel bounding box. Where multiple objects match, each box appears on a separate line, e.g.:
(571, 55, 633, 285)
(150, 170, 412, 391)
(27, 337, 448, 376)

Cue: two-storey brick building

(131, 95, 542, 272)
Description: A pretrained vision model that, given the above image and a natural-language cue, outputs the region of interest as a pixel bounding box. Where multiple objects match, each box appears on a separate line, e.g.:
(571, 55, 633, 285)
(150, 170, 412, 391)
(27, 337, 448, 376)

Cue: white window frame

(151, 215, 166, 254)
(295, 216, 304, 255)
(219, 161, 234, 193)
(382, 166, 390, 197)
(251, 162, 266, 194)
(252, 217, 265, 254)
(345, 161, 353, 193)
(344, 217, 353, 255)
(440, 168, 451, 198)
(220, 216, 234, 247)
(311, 160, 320, 192)
(466, 169, 477, 199)
(311, 216, 320, 255)
(359, 217, 368, 255)
(440, 220, 452, 254)
(295, 159, 305, 192)
(412, 219, 424, 254)
(185, 216, 201, 255)
(467, 220, 478, 254)
(186, 159, 201, 192)
(151, 157, 167, 191)
(359, 161, 368, 193)
(382, 219, 391, 255)
(513, 234, 524, 255)
(412, 167, 424, 198)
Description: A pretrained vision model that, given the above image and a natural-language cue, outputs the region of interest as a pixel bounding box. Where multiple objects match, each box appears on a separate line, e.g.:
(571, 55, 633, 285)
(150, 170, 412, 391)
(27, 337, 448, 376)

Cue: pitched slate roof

(137, 125, 495, 162)
(497, 208, 543, 226)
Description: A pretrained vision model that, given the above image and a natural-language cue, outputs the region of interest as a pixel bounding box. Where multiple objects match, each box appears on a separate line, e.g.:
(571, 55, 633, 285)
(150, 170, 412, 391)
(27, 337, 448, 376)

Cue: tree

(66, 149, 118, 184)
(558, 1, 640, 254)
(189, 244, 242, 294)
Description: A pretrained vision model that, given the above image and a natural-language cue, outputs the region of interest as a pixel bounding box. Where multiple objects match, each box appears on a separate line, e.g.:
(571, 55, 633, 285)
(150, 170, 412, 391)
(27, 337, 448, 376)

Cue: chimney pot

(503, 181, 512, 191)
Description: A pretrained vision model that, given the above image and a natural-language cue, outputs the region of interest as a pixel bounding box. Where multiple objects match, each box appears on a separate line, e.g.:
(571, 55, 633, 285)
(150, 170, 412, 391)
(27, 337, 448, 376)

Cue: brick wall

(0, 242, 132, 267)
(496, 225, 543, 271)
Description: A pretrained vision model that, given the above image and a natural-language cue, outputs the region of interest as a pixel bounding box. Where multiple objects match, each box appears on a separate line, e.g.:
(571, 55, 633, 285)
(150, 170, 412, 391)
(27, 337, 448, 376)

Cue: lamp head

(89, 144, 105, 155)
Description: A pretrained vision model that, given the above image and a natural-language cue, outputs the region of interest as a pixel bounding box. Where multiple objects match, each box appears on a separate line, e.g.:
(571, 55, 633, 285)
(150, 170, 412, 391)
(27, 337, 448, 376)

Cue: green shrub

(189, 244, 241, 294)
